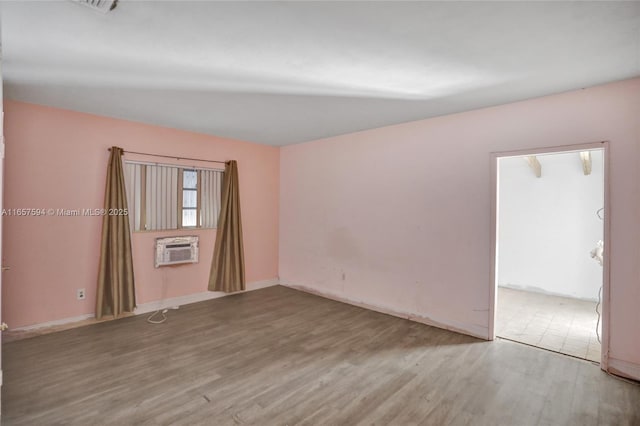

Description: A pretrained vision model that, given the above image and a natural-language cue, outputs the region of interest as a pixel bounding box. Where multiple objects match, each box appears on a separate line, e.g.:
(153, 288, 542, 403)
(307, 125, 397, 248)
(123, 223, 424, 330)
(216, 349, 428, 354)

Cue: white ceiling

(2, 1, 639, 146)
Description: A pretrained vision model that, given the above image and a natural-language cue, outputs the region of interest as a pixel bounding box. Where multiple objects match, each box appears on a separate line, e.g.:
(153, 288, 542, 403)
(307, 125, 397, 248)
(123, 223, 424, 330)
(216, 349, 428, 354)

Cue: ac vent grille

(169, 248, 193, 263)
(155, 236, 199, 267)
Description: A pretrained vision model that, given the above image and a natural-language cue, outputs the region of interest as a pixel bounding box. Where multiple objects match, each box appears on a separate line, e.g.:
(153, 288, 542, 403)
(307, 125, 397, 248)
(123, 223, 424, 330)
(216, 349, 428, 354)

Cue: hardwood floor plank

(3, 285, 639, 425)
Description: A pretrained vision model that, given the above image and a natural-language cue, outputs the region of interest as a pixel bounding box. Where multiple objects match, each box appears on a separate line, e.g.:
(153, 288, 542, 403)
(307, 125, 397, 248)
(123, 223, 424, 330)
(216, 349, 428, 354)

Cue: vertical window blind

(123, 161, 223, 231)
(200, 169, 222, 228)
(146, 164, 179, 230)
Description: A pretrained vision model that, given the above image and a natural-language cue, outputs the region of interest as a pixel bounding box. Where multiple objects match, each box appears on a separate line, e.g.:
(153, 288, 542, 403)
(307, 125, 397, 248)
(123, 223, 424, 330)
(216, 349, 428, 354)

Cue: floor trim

(134, 278, 279, 315)
(498, 284, 599, 303)
(12, 278, 280, 332)
(281, 281, 489, 340)
(497, 336, 599, 364)
(10, 314, 96, 332)
(608, 358, 640, 382)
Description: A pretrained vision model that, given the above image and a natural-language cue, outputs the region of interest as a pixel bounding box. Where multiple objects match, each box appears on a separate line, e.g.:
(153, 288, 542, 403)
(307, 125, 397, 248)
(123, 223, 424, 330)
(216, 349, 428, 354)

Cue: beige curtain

(96, 147, 136, 318)
(208, 160, 246, 292)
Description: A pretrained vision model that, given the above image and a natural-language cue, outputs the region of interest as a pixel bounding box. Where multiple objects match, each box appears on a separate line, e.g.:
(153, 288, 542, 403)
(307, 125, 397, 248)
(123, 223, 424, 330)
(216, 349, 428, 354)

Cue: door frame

(489, 141, 611, 370)
(0, 37, 4, 413)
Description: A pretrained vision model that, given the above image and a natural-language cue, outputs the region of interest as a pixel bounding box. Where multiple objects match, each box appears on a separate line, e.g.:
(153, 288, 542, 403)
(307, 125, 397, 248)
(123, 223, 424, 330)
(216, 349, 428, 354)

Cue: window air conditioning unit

(155, 236, 199, 268)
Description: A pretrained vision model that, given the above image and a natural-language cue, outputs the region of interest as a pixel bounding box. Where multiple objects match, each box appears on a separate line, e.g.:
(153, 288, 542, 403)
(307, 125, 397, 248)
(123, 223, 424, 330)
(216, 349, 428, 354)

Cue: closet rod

(108, 148, 228, 165)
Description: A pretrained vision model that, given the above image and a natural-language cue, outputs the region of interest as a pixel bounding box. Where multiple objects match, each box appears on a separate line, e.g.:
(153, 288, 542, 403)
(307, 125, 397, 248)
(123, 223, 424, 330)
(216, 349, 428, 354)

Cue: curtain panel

(96, 146, 136, 318)
(208, 160, 246, 293)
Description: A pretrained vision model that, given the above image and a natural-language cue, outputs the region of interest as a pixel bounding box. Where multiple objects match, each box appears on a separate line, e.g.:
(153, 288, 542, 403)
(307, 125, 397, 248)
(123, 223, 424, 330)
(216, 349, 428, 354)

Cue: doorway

(490, 143, 609, 366)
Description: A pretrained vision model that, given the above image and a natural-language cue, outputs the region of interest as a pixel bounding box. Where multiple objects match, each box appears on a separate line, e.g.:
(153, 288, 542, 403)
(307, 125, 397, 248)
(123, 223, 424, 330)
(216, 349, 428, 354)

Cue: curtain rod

(108, 148, 228, 165)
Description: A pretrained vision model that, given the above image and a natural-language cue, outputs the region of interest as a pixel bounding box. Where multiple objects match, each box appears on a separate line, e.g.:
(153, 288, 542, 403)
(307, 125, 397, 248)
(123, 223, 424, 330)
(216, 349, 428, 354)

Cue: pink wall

(3, 101, 279, 328)
(4, 79, 639, 373)
(280, 78, 640, 368)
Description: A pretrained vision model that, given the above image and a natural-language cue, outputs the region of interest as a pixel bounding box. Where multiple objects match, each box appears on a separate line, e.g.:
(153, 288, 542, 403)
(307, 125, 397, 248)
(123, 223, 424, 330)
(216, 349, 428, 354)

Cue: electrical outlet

(77, 288, 86, 300)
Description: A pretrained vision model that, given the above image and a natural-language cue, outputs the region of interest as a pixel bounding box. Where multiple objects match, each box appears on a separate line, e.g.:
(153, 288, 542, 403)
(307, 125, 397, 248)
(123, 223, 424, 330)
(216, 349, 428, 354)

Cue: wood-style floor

(3, 286, 639, 425)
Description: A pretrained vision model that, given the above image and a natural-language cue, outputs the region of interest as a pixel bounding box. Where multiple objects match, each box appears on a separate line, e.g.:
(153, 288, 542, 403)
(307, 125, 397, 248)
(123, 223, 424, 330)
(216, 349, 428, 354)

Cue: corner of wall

(280, 280, 490, 341)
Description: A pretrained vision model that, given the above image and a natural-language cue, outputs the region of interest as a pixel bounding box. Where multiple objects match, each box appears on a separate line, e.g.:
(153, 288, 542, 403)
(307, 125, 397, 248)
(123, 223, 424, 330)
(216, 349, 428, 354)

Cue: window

(181, 169, 198, 227)
(123, 162, 222, 231)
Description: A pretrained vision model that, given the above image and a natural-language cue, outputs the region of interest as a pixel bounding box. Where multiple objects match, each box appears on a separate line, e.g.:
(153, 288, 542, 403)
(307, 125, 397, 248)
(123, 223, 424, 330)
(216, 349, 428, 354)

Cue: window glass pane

(183, 189, 197, 208)
(183, 170, 197, 189)
(182, 209, 197, 227)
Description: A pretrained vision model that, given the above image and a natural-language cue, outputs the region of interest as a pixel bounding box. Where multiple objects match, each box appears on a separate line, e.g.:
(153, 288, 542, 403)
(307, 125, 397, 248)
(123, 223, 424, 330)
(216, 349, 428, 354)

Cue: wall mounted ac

(155, 236, 199, 268)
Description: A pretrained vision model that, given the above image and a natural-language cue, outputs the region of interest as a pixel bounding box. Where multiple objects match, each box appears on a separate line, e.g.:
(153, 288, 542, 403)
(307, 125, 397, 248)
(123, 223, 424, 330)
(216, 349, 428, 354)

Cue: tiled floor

(496, 287, 601, 362)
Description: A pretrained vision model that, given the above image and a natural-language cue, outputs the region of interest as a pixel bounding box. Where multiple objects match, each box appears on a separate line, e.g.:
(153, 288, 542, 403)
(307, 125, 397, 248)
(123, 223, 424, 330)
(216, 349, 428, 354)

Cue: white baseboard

(12, 313, 95, 332)
(134, 278, 279, 315)
(280, 280, 489, 340)
(13, 278, 279, 332)
(608, 358, 640, 382)
(498, 284, 599, 303)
